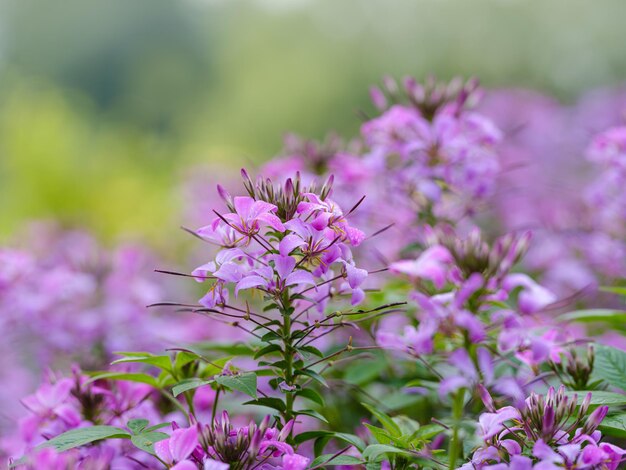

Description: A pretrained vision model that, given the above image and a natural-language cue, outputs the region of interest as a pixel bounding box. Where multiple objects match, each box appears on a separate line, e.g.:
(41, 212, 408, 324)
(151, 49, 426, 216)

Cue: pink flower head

(203, 459, 230, 470)
(390, 245, 453, 289)
(20, 378, 81, 428)
(196, 218, 242, 248)
(223, 196, 285, 238)
(281, 453, 310, 470)
(502, 273, 556, 314)
(155, 426, 199, 466)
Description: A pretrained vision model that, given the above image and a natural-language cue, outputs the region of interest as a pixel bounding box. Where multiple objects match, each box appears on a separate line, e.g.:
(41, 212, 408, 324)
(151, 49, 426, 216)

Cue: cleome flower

(192, 170, 369, 312)
(461, 385, 626, 469)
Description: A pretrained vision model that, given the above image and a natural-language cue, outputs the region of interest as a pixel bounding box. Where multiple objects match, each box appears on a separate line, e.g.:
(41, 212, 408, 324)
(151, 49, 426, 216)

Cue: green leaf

(558, 309, 626, 324)
(364, 424, 393, 445)
(314, 435, 332, 457)
(296, 369, 329, 388)
(599, 412, 626, 438)
(131, 431, 169, 455)
(295, 388, 325, 406)
(392, 415, 420, 436)
(362, 444, 412, 461)
(113, 351, 156, 357)
(194, 342, 256, 356)
(174, 351, 201, 370)
(568, 390, 626, 406)
(38, 426, 130, 452)
(261, 331, 282, 342)
(415, 423, 445, 439)
(215, 372, 257, 398)
(294, 430, 330, 444)
(310, 454, 365, 466)
(294, 431, 365, 452)
(332, 433, 367, 452)
(127, 419, 149, 434)
(298, 345, 324, 358)
(254, 344, 282, 359)
(85, 372, 160, 387)
(361, 403, 401, 437)
(172, 378, 214, 397)
(297, 409, 329, 424)
(243, 397, 286, 412)
(593, 345, 626, 391)
(111, 354, 172, 371)
(600, 286, 626, 296)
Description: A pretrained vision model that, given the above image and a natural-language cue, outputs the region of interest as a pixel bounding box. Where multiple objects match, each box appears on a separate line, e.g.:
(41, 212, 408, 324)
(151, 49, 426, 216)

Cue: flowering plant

(3, 76, 626, 470)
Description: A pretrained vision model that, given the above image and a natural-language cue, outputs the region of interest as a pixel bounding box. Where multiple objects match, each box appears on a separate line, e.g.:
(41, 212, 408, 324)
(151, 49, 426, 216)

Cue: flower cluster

(152, 413, 309, 470)
(1, 367, 165, 468)
(584, 127, 626, 257)
(0, 226, 206, 427)
(362, 76, 502, 221)
(376, 225, 559, 367)
(463, 386, 625, 469)
(192, 170, 368, 315)
(479, 90, 626, 297)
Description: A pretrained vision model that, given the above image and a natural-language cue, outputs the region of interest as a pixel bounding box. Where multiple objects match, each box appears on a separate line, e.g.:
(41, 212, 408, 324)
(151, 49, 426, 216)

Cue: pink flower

(155, 426, 199, 467)
(502, 273, 556, 314)
(361, 105, 429, 157)
(20, 378, 81, 428)
(390, 245, 453, 289)
(203, 459, 229, 470)
(281, 454, 310, 470)
(223, 196, 285, 238)
(196, 218, 242, 248)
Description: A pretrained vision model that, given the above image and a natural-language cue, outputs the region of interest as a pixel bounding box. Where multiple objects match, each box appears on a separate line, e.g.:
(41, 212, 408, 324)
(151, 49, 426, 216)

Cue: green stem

(159, 389, 190, 423)
(184, 391, 196, 419)
(448, 389, 465, 470)
(211, 388, 221, 423)
(282, 302, 295, 426)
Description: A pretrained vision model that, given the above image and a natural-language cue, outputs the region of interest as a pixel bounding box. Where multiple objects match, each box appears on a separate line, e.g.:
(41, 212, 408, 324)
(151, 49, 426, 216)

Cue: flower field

(2, 76, 626, 469)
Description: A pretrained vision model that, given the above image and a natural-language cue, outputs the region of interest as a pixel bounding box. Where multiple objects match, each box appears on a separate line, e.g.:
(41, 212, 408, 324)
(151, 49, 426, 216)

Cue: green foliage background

(1, 0, 626, 244)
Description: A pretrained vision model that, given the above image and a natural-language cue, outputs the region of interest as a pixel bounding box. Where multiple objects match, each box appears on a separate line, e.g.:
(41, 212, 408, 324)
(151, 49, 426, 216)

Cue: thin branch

(154, 269, 215, 280)
(347, 195, 366, 216)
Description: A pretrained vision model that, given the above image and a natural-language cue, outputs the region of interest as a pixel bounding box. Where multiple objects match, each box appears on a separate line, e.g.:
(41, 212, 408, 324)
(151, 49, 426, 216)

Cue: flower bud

(542, 406, 555, 437)
(382, 75, 398, 94)
(369, 87, 387, 111)
(585, 405, 609, 434)
(579, 393, 592, 419)
(477, 384, 496, 412)
(278, 419, 295, 441)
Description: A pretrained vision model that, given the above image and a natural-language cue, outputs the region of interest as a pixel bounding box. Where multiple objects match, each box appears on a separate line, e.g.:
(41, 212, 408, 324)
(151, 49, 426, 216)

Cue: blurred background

(1, 0, 626, 245)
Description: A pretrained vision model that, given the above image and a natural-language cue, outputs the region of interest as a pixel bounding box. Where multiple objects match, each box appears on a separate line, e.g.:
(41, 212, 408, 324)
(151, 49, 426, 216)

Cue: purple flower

(465, 386, 625, 469)
(196, 218, 243, 248)
(203, 459, 230, 470)
(478, 406, 520, 440)
(361, 105, 429, 158)
(234, 255, 316, 296)
(502, 273, 556, 314)
(20, 378, 81, 429)
(198, 282, 229, 309)
(223, 196, 285, 238)
(296, 193, 365, 246)
(281, 454, 310, 470)
(390, 245, 453, 289)
(17, 447, 79, 469)
(155, 426, 199, 466)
